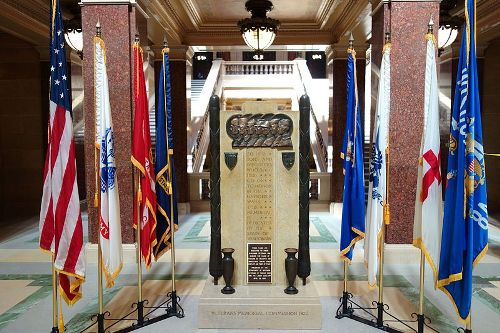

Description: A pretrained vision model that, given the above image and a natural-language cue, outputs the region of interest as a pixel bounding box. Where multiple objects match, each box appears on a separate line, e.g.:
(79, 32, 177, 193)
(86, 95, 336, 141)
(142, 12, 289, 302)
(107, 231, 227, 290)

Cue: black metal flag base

(458, 327, 472, 333)
(335, 292, 438, 333)
(78, 292, 184, 333)
(51, 326, 59, 333)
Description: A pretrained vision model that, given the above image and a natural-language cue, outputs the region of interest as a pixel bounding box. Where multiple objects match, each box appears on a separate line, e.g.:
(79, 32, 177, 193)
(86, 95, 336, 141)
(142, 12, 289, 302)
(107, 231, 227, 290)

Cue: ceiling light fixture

(238, 0, 280, 54)
(64, 19, 83, 59)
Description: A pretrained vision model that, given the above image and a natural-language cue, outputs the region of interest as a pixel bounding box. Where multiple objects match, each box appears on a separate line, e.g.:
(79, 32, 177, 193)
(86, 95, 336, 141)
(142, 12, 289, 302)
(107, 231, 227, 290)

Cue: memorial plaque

(245, 149, 273, 243)
(247, 243, 272, 283)
(226, 113, 293, 148)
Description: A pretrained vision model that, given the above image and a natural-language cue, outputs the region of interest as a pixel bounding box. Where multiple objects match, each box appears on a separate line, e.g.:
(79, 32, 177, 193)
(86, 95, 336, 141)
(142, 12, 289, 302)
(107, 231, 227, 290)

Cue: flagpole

(416, 20, 435, 332)
(50, 2, 59, 332)
(465, 315, 472, 333)
(162, 36, 180, 315)
(91, 22, 106, 333)
(135, 167, 145, 326)
(51, 253, 59, 333)
(377, 143, 390, 328)
(132, 33, 145, 328)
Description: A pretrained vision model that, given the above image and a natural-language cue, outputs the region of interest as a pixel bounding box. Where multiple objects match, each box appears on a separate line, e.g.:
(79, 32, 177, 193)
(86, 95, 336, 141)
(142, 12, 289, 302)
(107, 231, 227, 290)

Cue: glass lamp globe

(242, 27, 276, 53)
(64, 30, 83, 53)
(438, 26, 458, 49)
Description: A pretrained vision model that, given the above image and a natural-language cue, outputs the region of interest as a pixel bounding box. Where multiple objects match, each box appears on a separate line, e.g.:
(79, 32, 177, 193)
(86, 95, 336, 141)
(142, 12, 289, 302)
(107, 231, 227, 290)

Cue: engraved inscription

(227, 113, 293, 148)
(247, 243, 272, 283)
(245, 149, 273, 243)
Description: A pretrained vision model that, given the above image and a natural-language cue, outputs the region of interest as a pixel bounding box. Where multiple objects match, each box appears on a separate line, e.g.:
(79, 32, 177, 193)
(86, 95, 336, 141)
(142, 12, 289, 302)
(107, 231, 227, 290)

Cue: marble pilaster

(81, 2, 137, 243)
(371, 0, 440, 244)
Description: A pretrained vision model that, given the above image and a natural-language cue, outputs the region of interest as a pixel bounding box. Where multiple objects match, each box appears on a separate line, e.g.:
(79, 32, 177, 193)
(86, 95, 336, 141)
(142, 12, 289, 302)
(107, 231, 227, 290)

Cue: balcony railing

(225, 61, 294, 75)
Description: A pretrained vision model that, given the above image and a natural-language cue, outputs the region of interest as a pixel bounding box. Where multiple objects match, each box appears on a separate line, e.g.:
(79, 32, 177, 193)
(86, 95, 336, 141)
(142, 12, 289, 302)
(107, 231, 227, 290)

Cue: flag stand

(336, 145, 432, 332)
(95, 36, 183, 333)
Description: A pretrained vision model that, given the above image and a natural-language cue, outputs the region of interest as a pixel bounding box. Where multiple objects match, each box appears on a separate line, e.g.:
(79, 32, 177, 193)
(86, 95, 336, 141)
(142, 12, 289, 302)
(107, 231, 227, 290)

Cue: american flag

(39, 0, 85, 305)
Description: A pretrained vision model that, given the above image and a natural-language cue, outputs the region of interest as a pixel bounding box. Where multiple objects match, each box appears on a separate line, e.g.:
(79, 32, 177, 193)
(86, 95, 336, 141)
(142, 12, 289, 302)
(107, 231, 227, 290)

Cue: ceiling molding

(330, 0, 369, 43)
(315, 0, 339, 27)
(0, 0, 49, 45)
(181, 0, 203, 29)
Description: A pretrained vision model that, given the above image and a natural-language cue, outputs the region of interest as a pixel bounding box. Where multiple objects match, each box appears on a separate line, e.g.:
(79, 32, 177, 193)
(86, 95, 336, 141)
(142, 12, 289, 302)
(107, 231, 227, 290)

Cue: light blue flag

(339, 46, 365, 262)
(438, 0, 488, 322)
(154, 46, 179, 260)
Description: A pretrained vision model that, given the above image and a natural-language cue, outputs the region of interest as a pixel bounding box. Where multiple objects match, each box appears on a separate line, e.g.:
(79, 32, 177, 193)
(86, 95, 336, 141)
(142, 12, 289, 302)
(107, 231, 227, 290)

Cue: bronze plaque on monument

(247, 243, 272, 283)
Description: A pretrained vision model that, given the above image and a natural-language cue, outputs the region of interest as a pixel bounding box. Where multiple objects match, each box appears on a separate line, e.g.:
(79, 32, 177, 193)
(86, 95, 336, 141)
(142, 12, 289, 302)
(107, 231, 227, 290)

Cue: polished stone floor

(0, 209, 499, 332)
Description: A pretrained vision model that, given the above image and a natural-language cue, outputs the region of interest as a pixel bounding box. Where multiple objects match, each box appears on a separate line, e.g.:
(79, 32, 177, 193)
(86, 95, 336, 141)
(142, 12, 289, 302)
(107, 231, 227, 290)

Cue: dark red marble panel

(380, 1, 440, 244)
(82, 5, 135, 243)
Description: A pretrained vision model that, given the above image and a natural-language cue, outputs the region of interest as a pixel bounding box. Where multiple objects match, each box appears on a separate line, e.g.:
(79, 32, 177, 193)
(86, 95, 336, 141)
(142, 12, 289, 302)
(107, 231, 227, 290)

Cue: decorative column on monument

(328, 43, 366, 204)
(371, 0, 440, 244)
(154, 46, 189, 213)
(81, 0, 140, 243)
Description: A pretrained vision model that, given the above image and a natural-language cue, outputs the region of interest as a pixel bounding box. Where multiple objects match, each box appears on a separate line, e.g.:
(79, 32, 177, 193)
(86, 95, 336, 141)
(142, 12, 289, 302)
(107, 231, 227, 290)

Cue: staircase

(191, 79, 206, 104)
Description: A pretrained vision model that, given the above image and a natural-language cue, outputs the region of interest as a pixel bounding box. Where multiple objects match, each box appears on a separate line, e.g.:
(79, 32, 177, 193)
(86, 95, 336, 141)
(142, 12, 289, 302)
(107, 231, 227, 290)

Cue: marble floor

(1, 210, 499, 333)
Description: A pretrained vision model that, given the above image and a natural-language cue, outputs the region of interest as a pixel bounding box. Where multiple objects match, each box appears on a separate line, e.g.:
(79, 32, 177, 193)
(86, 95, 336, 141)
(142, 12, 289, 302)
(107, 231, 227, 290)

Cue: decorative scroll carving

(226, 113, 293, 148)
(298, 95, 311, 284)
(209, 95, 223, 284)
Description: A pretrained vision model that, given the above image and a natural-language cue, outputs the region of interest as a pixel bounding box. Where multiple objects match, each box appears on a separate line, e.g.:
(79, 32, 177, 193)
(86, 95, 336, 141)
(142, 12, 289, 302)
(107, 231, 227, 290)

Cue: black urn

(284, 248, 299, 294)
(221, 248, 235, 294)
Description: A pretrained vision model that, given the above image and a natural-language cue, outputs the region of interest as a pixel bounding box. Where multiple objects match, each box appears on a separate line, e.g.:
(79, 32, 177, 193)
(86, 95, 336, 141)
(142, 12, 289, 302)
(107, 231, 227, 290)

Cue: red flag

(39, 0, 85, 305)
(131, 41, 157, 268)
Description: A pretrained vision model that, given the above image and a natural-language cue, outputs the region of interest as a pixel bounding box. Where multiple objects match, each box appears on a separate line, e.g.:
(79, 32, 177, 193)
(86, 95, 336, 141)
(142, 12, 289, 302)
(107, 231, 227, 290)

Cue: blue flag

(438, 0, 488, 322)
(154, 47, 179, 260)
(339, 47, 365, 262)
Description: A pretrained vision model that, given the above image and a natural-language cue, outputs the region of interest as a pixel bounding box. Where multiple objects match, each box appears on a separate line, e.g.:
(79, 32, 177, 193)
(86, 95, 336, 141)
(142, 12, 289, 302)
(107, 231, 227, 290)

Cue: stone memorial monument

(198, 95, 321, 330)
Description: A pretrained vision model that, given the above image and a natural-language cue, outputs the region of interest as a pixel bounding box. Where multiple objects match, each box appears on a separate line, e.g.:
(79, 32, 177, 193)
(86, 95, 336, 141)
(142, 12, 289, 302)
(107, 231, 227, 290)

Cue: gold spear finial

(96, 19, 101, 37)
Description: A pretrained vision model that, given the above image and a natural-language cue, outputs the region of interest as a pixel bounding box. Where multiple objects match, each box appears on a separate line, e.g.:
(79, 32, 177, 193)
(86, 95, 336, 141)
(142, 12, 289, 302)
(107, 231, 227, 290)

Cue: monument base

(198, 278, 322, 330)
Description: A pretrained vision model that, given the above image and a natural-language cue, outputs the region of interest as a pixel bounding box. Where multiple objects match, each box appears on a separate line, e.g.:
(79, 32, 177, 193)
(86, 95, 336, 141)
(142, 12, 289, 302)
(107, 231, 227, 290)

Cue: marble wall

(0, 33, 44, 220)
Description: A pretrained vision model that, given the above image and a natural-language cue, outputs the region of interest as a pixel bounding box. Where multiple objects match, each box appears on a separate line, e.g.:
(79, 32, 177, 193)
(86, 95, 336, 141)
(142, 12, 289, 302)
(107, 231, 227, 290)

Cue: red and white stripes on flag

(95, 35, 123, 288)
(39, 103, 86, 304)
(39, 0, 85, 305)
(413, 29, 443, 286)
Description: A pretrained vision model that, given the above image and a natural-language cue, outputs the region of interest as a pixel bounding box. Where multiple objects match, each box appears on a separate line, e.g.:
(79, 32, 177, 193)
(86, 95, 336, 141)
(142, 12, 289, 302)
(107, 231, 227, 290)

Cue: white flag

(413, 31, 442, 287)
(365, 43, 391, 288)
(95, 36, 123, 288)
